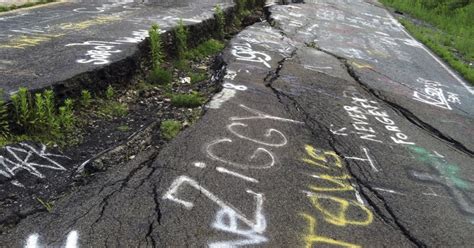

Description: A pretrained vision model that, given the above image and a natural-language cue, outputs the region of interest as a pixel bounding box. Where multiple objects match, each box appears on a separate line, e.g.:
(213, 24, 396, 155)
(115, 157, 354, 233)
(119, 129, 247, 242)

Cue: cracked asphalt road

(0, 0, 233, 94)
(1, 0, 473, 247)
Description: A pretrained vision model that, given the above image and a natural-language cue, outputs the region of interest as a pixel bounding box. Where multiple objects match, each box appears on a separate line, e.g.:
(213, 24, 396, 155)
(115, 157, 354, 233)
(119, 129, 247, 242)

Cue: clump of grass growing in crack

(171, 92, 204, 108)
(215, 4, 226, 40)
(185, 39, 225, 61)
(160, 120, 181, 141)
(149, 23, 164, 68)
(175, 19, 188, 60)
(148, 67, 173, 85)
(80, 90, 92, 108)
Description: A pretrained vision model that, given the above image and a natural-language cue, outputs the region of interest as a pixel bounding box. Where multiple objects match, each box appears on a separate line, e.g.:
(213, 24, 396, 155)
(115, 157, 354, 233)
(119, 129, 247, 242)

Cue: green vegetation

(160, 120, 181, 140)
(190, 71, 207, 84)
(0, 0, 55, 13)
(117, 125, 130, 132)
(380, 0, 474, 84)
(36, 197, 53, 212)
(215, 4, 226, 39)
(175, 19, 188, 59)
(0, 92, 10, 140)
(98, 85, 128, 119)
(149, 24, 164, 68)
(80, 90, 92, 108)
(5, 88, 77, 146)
(171, 92, 205, 108)
(185, 39, 225, 60)
(148, 67, 172, 85)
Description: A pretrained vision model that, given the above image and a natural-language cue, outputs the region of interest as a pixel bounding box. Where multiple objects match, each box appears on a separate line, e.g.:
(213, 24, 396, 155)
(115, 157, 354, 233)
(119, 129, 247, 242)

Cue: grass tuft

(160, 120, 181, 140)
(148, 67, 173, 85)
(171, 92, 205, 108)
(185, 39, 225, 60)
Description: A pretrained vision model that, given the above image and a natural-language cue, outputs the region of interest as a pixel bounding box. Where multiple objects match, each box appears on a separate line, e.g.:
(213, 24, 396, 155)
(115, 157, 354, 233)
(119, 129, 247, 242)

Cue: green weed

(0, 91, 10, 139)
(106, 85, 115, 100)
(215, 5, 226, 39)
(148, 67, 173, 85)
(171, 92, 205, 108)
(175, 19, 189, 59)
(11, 88, 30, 131)
(80, 90, 92, 108)
(149, 24, 164, 68)
(98, 86, 128, 119)
(58, 99, 75, 132)
(160, 120, 181, 140)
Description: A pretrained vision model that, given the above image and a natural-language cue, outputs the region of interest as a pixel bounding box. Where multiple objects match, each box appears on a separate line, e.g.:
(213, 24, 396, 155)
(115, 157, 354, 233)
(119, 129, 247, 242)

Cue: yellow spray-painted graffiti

(302, 145, 342, 169)
(300, 213, 361, 248)
(351, 61, 373, 70)
(299, 144, 374, 247)
(59, 16, 120, 30)
(307, 193, 373, 226)
(0, 16, 120, 49)
(0, 34, 64, 49)
(308, 174, 353, 192)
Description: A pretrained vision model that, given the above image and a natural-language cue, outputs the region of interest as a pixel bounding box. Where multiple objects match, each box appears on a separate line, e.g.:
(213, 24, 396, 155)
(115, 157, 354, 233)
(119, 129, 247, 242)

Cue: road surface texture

(1, 0, 474, 247)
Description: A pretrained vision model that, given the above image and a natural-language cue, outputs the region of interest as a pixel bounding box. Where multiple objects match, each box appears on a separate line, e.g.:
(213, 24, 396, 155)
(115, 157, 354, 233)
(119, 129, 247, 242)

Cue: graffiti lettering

(232, 43, 272, 68)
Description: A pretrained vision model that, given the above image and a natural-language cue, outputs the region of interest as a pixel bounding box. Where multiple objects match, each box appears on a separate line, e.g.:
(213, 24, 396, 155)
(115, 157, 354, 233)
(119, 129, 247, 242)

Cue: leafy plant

(106, 85, 115, 100)
(80, 90, 92, 108)
(149, 24, 164, 68)
(171, 92, 205, 108)
(215, 5, 226, 40)
(175, 19, 188, 59)
(148, 67, 173, 85)
(11, 87, 31, 131)
(0, 90, 10, 139)
(160, 120, 182, 140)
(58, 99, 75, 132)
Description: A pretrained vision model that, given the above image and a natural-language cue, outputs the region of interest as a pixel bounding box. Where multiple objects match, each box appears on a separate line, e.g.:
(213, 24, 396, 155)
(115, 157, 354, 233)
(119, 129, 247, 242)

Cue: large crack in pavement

(310, 46, 474, 157)
(263, 49, 425, 247)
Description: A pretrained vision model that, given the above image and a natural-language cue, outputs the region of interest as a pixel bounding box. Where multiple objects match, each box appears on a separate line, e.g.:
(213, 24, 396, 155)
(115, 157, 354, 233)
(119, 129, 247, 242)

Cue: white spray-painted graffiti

(73, 1, 139, 13)
(25, 230, 79, 248)
(412, 77, 461, 110)
(337, 88, 415, 145)
(232, 43, 272, 68)
(65, 30, 150, 65)
(163, 176, 267, 247)
(0, 143, 70, 187)
(163, 104, 304, 246)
